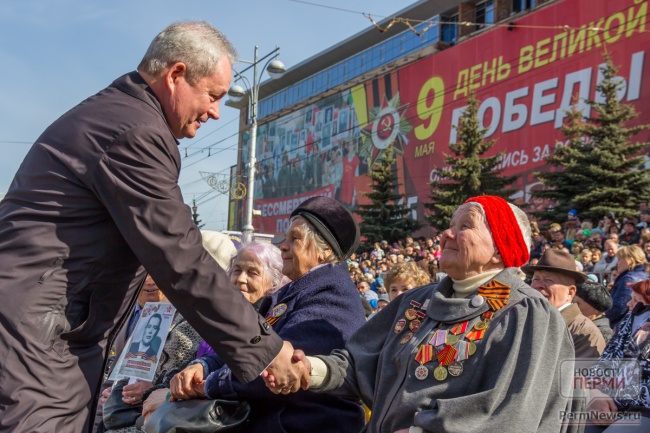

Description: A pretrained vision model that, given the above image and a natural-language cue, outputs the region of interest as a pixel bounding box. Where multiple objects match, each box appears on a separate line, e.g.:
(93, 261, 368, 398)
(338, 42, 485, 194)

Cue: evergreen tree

(357, 144, 420, 246)
(532, 54, 650, 223)
(425, 93, 517, 230)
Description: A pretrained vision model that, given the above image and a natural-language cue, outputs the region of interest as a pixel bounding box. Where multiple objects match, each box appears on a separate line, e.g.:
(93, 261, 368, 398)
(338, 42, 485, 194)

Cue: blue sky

(0, 0, 406, 229)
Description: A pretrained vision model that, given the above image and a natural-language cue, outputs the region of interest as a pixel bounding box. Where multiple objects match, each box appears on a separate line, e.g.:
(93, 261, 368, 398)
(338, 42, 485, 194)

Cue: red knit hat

(464, 196, 530, 268)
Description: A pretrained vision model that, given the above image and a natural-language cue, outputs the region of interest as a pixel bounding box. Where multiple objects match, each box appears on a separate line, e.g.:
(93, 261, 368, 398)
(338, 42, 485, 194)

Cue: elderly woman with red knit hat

(267, 196, 576, 433)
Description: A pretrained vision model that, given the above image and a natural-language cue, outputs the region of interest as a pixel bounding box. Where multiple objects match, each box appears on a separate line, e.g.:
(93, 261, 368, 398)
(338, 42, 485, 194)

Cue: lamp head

(267, 59, 286, 79)
(227, 84, 246, 102)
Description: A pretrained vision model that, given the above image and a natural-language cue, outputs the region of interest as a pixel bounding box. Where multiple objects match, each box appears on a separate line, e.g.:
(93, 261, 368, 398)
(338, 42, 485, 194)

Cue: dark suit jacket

(0, 72, 281, 433)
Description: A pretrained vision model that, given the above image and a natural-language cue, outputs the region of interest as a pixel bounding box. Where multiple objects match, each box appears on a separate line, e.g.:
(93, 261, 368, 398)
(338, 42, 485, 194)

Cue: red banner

(251, 0, 650, 233)
(254, 184, 336, 234)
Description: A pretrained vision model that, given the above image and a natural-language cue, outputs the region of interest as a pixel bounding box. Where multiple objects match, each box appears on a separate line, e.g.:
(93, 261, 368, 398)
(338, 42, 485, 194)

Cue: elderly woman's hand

(170, 363, 206, 401)
(142, 388, 170, 423)
(121, 380, 153, 405)
(263, 344, 312, 394)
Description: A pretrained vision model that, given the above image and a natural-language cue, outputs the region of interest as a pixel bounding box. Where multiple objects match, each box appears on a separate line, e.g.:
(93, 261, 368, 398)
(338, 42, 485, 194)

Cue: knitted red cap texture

(464, 196, 530, 268)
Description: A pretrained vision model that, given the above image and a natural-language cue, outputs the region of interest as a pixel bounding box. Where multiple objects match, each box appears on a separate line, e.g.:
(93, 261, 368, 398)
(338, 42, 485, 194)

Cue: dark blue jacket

(200, 262, 366, 433)
(606, 264, 648, 327)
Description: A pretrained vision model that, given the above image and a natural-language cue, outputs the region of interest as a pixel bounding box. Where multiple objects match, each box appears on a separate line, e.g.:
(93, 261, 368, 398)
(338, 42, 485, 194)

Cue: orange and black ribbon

(478, 279, 511, 312)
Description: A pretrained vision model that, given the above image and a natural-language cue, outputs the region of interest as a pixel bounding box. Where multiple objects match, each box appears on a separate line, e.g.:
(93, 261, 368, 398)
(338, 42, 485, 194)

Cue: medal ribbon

(415, 344, 434, 365)
(456, 341, 469, 361)
(466, 328, 486, 341)
(478, 280, 511, 312)
(430, 329, 448, 347)
(436, 345, 458, 366)
(450, 321, 468, 335)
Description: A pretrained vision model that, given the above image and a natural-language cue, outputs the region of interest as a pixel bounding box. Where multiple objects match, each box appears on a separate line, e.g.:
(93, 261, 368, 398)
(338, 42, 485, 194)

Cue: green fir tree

(532, 54, 650, 223)
(425, 93, 517, 230)
(357, 144, 420, 246)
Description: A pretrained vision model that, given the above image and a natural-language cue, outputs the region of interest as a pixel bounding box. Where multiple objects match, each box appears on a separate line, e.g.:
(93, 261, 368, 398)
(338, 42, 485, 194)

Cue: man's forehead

(532, 270, 574, 285)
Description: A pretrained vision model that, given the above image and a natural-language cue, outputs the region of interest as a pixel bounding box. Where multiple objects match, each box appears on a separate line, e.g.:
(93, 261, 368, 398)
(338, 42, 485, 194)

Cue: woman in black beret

(170, 196, 366, 433)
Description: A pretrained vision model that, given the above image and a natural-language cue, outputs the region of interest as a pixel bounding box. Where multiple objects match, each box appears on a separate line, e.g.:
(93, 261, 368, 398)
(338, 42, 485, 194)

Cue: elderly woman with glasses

(169, 197, 366, 433)
(268, 196, 577, 433)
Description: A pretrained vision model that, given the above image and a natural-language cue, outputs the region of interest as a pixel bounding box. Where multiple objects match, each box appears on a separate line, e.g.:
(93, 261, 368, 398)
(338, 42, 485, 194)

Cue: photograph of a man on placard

(127, 313, 162, 359)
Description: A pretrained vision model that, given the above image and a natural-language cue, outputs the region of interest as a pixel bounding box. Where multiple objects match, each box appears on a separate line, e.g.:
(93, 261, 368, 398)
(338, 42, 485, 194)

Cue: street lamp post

(228, 46, 286, 243)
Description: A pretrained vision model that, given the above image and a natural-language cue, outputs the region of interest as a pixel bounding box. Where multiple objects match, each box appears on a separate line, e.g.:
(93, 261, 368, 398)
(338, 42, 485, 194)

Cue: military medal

(405, 309, 418, 321)
(445, 334, 459, 345)
(265, 303, 288, 326)
(466, 328, 486, 341)
(400, 332, 414, 345)
(474, 320, 489, 330)
(394, 318, 407, 334)
(414, 344, 433, 380)
(433, 365, 448, 381)
(448, 361, 463, 377)
(429, 329, 447, 347)
(436, 344, 457, 366)
(449, 321, 468, 335)
(468, 341, 477, 356)
(409, 319, 421, 332)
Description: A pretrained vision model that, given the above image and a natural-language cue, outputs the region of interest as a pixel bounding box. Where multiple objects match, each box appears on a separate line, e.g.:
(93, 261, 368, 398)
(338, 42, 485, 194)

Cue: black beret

(576, 280, 613, 313)
(290, 196, 360, 260)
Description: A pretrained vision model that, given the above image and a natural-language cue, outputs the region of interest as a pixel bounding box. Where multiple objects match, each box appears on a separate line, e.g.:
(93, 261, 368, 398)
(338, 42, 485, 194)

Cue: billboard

(247, 0, 650, 234)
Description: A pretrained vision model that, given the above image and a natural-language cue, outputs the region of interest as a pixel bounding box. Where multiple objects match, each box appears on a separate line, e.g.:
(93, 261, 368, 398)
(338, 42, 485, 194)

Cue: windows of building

(441, 14, 458, 44)
(476, 0, 495, 30)
(512, 0, 536, 13)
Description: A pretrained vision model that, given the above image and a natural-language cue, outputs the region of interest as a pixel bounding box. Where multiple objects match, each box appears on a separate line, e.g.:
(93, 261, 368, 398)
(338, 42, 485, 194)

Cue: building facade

(228, 0, 650, 236)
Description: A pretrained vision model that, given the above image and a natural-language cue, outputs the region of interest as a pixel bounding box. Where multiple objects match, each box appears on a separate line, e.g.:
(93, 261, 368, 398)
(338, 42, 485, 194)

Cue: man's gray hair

(138, 21, 237, 85)
(290, 216, 341, 264)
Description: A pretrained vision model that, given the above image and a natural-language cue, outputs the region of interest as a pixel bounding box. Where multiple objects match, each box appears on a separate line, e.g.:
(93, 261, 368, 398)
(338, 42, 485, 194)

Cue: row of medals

(394, 299, 494, 381)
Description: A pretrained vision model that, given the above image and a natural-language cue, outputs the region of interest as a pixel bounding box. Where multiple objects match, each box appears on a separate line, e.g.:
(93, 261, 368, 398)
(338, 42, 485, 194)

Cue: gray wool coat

(0, 72, 282, 433)
(314, 268, 577, 433)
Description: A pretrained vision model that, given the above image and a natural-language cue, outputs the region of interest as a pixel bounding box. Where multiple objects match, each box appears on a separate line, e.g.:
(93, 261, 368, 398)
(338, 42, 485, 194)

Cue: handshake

(169, 341, 314, 400)
(261, 341, 313, 394)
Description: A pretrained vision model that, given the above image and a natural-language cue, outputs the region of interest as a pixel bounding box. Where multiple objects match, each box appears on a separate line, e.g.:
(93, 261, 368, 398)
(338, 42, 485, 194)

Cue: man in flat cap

(574, 280, 613, 343)
(525, 249, 606, 358)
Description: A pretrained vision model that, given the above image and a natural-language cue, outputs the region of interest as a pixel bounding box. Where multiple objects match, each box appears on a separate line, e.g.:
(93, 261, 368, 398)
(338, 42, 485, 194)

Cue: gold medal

(448, 361, 463, 377)
(468, 341, 477, 356)
(409, 319, 422, 332)
(405, 309, 417, 321)
(474, 320, 489, 330)
(445, 334, 459, 345)
(433, 365, 448, 381)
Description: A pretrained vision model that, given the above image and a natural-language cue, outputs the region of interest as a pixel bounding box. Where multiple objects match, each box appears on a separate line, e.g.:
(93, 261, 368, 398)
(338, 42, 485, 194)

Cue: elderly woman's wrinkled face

(279, 218, 323, 281)
(231, 250, 272, 305)
(439, 205, 500, 280)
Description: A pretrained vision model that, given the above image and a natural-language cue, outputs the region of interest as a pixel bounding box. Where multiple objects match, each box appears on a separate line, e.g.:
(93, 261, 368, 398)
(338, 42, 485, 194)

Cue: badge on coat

(266, 303, 288, 326)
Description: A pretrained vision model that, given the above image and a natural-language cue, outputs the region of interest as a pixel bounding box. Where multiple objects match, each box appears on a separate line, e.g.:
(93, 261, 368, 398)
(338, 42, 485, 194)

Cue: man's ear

(568, 284, 577, 300)
(165, 62, 188, 91)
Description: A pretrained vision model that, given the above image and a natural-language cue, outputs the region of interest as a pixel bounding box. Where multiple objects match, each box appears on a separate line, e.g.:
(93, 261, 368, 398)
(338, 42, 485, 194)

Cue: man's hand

(170, 363, 206, 401)
(291, 349, 312, 390)
(142, 388, 170, 423)
(262, 342, 311, 394)
(587, 388, 618, 425)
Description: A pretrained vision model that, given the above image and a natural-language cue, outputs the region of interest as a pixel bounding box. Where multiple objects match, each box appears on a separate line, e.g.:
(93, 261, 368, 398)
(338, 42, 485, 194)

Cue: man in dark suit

(0, 21, 298, 433)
